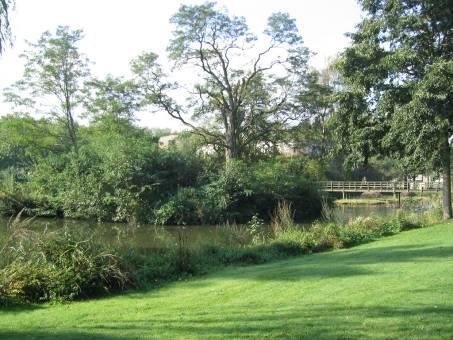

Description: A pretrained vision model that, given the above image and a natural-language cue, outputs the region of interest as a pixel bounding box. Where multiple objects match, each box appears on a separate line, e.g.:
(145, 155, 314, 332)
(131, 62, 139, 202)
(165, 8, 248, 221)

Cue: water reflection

(334, 202, 433, 223)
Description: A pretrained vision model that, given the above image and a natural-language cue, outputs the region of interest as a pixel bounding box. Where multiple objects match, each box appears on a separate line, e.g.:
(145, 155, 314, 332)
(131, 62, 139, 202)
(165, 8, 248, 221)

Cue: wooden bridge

(318, 181, 441, 206)
(318, 181, 441, 195)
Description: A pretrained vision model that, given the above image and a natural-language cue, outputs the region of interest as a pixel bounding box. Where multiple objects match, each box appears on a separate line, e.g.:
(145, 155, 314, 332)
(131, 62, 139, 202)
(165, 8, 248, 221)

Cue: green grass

(1, 220, 452, 339)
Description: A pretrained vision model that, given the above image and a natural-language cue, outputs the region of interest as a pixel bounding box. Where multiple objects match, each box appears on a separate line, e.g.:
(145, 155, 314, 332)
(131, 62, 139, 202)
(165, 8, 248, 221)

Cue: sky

(0, 0, 363, 130)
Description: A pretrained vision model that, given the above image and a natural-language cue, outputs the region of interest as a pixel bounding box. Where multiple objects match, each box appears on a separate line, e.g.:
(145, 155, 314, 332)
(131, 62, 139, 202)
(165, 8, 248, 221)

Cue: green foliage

(335, 0, 452, 216)
(0, 118, 203, 222)
(0, 216, 132, 305)
(153, 158, 321, 225)
(4, 26, 90, 155)
(153, 187, 202, 225)
(83, 75, 140, 129)
(0, 114, 62, 170)
(0, 115, 321, 224)
(291, 68, 336, 161)
(246, 214, 267, 244)
(250, 158, 322, 221)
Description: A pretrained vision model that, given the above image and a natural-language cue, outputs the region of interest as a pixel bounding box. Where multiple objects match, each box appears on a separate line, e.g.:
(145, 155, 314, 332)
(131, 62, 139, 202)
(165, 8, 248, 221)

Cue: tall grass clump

(320, 197, 343, 224)
(216, 221, 251, 247)
(0, 212, 133, 306)
(271, 201, 296, 234)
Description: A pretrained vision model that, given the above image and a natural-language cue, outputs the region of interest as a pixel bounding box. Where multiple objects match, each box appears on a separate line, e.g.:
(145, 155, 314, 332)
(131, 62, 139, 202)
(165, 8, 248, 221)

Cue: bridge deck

(319, 181, 441, 193)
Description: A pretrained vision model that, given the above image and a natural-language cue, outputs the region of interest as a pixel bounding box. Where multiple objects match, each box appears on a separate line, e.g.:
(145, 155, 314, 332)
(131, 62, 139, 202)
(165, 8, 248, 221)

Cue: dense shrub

(13, 131, 204, 223)
(153, 158, 322, 225)
(1, 114, 322, 224)
(0, 216, 132, 305)
(248, 158, 322, 221)
(4, 138, 323, 225)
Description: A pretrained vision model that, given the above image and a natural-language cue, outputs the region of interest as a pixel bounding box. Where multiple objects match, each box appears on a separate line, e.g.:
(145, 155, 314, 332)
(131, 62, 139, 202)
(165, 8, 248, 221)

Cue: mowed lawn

(1, 221, 453, 339)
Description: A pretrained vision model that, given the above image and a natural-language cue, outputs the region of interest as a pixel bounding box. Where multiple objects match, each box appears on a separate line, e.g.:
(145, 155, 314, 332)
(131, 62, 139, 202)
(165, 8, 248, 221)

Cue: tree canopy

(133, 2, 311, 160)
(4, 26, 90, 155)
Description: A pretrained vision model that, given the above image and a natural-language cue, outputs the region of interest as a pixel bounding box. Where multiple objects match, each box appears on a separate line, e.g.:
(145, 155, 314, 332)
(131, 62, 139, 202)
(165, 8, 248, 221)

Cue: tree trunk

(224, 117, 239, 161)
(225, 135, 239, 161)
(441, 132, 452, 219)
(65, 96, 79, 157)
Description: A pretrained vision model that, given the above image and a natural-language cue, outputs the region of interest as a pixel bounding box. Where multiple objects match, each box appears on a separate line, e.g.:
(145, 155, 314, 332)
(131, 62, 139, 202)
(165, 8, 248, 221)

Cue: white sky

(0, 0, 363, 130)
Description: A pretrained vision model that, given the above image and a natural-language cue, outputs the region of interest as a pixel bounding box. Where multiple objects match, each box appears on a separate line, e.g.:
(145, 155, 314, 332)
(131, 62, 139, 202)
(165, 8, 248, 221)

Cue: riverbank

(1, 219, 452, 338)
(0, 206, 442, 305)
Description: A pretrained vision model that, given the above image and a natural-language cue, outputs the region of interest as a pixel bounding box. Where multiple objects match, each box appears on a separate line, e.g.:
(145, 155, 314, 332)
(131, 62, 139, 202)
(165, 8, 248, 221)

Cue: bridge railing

(318, 181, 441, 192)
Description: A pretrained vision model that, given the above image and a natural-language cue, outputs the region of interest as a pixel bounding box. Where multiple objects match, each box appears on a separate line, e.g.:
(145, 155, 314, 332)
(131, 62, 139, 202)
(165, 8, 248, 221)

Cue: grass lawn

(1, 220, 452, 339)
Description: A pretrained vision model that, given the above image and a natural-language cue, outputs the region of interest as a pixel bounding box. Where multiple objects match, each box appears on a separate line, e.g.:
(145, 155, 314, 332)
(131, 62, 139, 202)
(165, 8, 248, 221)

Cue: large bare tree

(132, 2, 310, 161)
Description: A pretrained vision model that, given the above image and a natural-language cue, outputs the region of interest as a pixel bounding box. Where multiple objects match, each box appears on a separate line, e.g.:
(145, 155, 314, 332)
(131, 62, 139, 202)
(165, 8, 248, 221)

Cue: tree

(132, 2, 310, 161)
(292, 68, 335, 160)
(84, 75, 140, 131)
(0, 0, 14, 55)
(335, 0, 452, 219)
(4, 26, 90, 156)
(0, 114, 62, 170)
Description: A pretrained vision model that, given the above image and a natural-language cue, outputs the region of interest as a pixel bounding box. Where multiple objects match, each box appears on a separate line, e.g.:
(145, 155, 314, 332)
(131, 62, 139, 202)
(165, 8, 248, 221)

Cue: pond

(0, 201, 434, 250)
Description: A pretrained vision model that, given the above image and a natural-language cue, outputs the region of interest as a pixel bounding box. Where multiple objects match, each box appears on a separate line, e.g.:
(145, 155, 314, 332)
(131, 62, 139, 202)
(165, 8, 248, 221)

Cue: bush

(269, 240, 305, 257)
(0, 216, 132, 305)
(249, 157, 322, 221)
(152, 158, 322, 225)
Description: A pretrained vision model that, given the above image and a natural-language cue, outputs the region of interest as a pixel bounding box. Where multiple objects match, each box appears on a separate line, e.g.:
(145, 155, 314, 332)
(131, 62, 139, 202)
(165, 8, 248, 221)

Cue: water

(0, 217, 231, 250)
(333, 202, 433, 223)
(0, 202, 433, 249)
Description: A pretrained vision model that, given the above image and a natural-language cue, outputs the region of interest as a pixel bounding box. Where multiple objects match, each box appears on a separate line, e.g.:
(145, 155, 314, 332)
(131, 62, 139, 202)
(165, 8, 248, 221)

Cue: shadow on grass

(0, 330, 123, 339)
(212, 243, 453, 281)
(89, 305, 453, 338)
(2, 304, 450, 339)
(0, 303, 44, 313)
(119, 242, 453, 300)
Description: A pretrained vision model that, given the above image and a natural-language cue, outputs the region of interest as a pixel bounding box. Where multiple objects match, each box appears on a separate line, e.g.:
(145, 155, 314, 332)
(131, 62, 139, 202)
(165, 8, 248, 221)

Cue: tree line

(0, 0, 451, 220)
